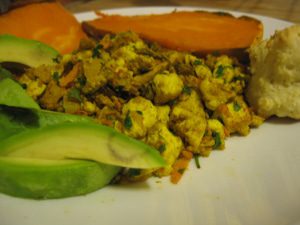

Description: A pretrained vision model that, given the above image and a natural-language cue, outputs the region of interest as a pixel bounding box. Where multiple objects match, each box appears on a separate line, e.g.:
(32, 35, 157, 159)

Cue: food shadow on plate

(109, 180, 151, 191)
(265, 116, 300, 125)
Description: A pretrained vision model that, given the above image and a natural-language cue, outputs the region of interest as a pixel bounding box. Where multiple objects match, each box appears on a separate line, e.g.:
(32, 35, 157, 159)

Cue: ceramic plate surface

(0, 7, 299, 225)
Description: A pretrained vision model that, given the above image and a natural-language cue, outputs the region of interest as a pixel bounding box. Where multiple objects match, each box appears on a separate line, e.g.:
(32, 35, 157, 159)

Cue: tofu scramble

(18, 32, 264, 183)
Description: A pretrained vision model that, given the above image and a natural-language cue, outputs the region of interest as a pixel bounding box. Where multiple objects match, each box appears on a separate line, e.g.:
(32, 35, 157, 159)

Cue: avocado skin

(0, 34, 59, 68)
(0, 157, 120, 199)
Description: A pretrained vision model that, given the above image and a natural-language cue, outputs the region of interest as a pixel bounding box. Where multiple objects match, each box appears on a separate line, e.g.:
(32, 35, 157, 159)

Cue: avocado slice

(0, 122, 166, 169)
(0, 78, 40, 109)
(0, 156, 120, 199)
(0, 66, 13, 80)
(0, 77, 93, 139)
(0, 34, 59, 68)
(0, 105, 93, 140)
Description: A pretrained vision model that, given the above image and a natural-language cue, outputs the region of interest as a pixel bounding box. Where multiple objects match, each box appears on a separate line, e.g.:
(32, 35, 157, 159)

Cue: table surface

(64, 0, 300, 23)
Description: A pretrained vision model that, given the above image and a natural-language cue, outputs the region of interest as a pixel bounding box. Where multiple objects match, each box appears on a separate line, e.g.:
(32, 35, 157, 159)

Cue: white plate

(1, 7, 299, 225)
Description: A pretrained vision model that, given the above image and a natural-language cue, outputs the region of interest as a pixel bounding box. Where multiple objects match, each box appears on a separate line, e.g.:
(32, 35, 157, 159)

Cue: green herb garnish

(212, 131, 221, 149)
(52, 56, 61, 63)
(77, 76, 86, 87)
(182, 86, 192, 95)
(215, 65, 233, 78)
(233, 101, 241, 112)
(158, 144, 166, 153)
(232, 75, 245, 82)
(215, 65, 225, 78)
(67, 88, 81, 102)
(92, 44, 102, 58)
(168, 99, 177, 106)
(193, 59, 202, 65)
(194, 154, 201, 169)
(124, 111, 133, 129)
(52, 72, 60, 83)
(136, 110, 143, 115)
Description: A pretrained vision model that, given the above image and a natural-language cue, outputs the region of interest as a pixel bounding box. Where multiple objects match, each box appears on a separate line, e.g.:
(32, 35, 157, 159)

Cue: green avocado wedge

(0, 78, 40, 109)
(0, 77, 92, 140)
(0, 122, 166, 169)
(0, 34, 59, 68)
(0, 66, 13, 80)
(0, 157, 120, 199)
(0, 105, 92, 140)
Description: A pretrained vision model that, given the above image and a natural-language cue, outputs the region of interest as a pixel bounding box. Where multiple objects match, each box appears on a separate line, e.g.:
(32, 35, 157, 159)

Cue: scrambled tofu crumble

(18, 32, 264, 183)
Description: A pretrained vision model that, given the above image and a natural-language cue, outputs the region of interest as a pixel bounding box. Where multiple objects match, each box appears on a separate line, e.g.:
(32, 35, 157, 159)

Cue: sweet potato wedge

(0, 2, 86, 54)
(82, 11, 263, 57)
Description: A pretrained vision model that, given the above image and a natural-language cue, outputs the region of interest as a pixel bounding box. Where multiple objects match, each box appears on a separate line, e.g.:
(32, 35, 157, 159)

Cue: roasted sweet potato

(82, 11, 263, 58)
(0, 2, 86, 54)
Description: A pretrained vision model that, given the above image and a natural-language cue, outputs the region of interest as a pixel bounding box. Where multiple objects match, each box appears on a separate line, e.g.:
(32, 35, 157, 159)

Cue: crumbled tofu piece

(214, 96, 252, 135)
(146, 123, 183, 176)
(170, 90, 207, 152)
(153, 72, 183, 104)
(122, 96, 157, 138)
(82, 58, 108, 93)
(156, 105, 170, 124)
(207, 119, 226, 150)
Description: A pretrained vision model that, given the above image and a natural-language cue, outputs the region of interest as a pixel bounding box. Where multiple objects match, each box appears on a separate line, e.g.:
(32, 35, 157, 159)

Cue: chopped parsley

(194, 154, 201, 169)
(193, 59, 202, 65)
(20, 83, 27, 89)
(215, 65, 232, 78)
(92, 44, 103, 58)
(212, 131, 222, 149)
(52, 71, 60, 83)
(158, 144, 166, 153)
(215, 65, 225, 78)
(136, 110, 143, 115)
(232, 75, 245, 82)
(77, 76, 86, 87)
(67, 87, 81, 102)
(182, 86, 192, 95)
(124, 111, 133, 129)
(168, 99, 177, 106)
(52, 55, 61, 63)
(233, 101, 241, 112)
